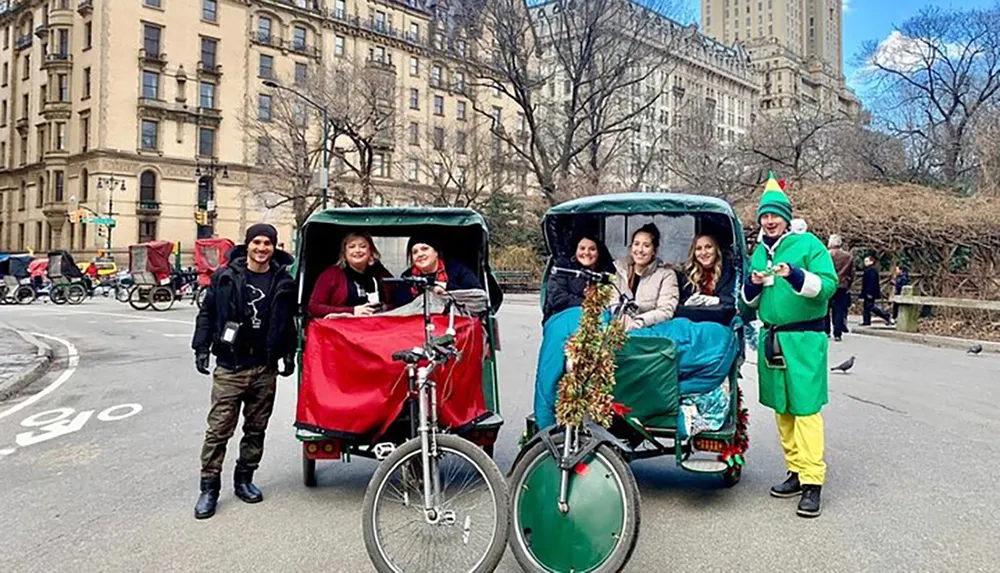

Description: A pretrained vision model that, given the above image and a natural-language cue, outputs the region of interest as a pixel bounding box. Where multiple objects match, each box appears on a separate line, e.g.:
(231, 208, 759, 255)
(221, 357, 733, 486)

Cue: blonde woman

(680, 234, 735, 307)
(613, 223, 678, 330)
(308, 231, 394, 318)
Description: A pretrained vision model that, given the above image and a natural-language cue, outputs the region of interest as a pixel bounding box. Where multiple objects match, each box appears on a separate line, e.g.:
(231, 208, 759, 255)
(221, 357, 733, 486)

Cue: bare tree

(857, 4, 1000, 186)
(464, 0, 684, 205)
(740, 109, 848, 184)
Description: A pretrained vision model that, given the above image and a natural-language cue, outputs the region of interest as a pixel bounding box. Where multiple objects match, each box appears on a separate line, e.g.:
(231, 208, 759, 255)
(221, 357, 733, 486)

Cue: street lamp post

(194, 157, 229, 238)
(95, 175, 126, 251)
(262, 79, 330, 210)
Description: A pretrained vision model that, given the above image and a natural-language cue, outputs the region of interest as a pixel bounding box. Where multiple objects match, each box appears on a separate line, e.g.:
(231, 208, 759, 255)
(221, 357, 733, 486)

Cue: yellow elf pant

(775, 412, 825, 485)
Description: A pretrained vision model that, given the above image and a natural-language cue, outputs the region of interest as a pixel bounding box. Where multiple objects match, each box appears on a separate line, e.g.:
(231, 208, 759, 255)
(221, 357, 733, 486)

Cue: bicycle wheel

(129, 286, 151, 311)
(15, 285, 36, 305)
(509, 436, 640, 573)
(66, 284, 87, 305)
(50, 287, 68, 305)
(362, 434, 509, 573)
(149, 286, 175, 311)
(116, 285, 131, 303)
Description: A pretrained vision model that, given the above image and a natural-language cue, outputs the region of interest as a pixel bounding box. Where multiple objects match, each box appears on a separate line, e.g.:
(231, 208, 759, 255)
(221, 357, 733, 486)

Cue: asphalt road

(1, 297, 998, 572)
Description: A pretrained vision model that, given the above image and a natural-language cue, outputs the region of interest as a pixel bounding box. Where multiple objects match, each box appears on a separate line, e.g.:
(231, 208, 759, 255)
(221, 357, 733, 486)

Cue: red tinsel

(719, 388, 750, 468)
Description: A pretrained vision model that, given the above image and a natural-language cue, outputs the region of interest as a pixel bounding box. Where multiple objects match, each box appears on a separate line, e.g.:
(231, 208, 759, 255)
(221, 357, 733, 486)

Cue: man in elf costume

(743, 174, 837, 518)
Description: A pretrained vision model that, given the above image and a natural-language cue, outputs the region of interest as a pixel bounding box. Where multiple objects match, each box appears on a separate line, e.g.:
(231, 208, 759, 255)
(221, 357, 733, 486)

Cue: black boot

(234, 469, 263, 504)
(797, 485, 822, 517)
(769, 471, 802, 498)
(195, 476, 221, 520)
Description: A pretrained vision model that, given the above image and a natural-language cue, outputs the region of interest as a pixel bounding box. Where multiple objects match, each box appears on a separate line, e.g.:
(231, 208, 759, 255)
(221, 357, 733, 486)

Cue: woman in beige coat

(614, 223, 679, 330)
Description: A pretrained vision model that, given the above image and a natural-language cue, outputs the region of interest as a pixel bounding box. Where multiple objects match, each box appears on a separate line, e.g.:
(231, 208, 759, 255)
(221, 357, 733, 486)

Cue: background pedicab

(0, 254, 37, 304)
(294, 207, 510, 572)
(509, 193, 749, 573)
(46, 250, 89, 305)
(192, 238, 234, 308)
(127, 240, 177, 311)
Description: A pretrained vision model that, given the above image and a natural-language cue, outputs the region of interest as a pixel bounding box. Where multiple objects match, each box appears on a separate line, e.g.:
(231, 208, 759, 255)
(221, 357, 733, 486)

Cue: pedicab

(127, 240, 177, 311)
(294, 207, 509, 573)
(46, 250, 90, 305)
(0, 254, 37, 304)
(193, 238, 234, 308)
(510, 193, 749, 573)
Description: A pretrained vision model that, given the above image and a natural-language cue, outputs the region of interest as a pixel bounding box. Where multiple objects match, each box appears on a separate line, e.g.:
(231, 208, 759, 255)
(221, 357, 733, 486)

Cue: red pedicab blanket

(296, 315, 488, 441)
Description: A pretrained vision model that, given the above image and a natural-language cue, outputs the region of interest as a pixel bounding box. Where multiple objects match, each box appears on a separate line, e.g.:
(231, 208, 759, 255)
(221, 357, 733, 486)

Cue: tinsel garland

(555, 284, 627, 428)
(719, 388, 750, 467)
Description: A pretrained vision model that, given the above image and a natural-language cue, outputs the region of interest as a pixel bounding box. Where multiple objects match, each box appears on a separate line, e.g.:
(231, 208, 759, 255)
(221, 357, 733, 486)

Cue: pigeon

(968, 343, 983, 355)
(830, 356, 855, 373)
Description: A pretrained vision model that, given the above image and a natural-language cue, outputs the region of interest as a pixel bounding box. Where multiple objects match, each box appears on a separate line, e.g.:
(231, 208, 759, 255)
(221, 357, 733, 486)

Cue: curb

(0, 326, 53, 401)
(852, 325, 1000, 353)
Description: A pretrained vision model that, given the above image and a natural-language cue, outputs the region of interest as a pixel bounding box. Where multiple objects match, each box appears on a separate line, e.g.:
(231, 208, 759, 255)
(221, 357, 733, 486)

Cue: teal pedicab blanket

(533, 308, 738, 430)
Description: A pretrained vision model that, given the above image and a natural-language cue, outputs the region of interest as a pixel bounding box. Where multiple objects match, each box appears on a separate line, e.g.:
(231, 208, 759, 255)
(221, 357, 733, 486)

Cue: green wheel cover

(515, 450, 627, 572)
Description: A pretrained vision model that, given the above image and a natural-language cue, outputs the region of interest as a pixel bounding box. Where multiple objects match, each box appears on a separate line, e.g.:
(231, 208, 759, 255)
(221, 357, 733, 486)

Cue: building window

(409, 56, 419, 76)
(2, 62, 7, 86)
(141, 120, 158, 150)
(491, 106, 502, 128)
(258, 94, 272, 120)
(202, 0, 218, 22)
(408, 122, 419, 145)
(35, 222, 42, 251)
(81, 168, 89, 201)
(57, 74, 68, 102)
(372, 153, 387, 177)
(143, 0, 162, 7)
(292, 102, 306, 127)
(21, 94, 28, 118)
(143, 24, 162, 57)
(22, 54, 30, 80)
(55, 123, 66, 150)
(433, 95, 444, 116)
(432, 127, 444, 150)
(256, 136, 272, 164)
(198, 127, 216, 157)
(293, 26, 307, 51)
(409, 22, 420, 41)
(139, 170, 157, 203)
(139, 220, 157, 244)
(19, 134, 27, 165)
(454, 71, 466, 92)
(84, 22, 92, 49)
(142, 70, 159, 99)
(81, 116, 90, 152)
(0, 100, 5, 125)
(295, 62, 308, 85)
(54, 171, 64, 202)
(83, 67, 92, 98)
(199, 82, 215, 109)
(36, 177, 44, 207)
(334, 35, 345, 56)
(258, 16, 272, 42)
(431, 65, 443, 87)
(57, 29, 69, 56)
(406, 159, 419, 182)
(201, 38, 218, 68)
(409, 88, 419, 109)
(259, 54, 274, 78)
(457, 101, 467, 121)
(457, 131, 467, 155)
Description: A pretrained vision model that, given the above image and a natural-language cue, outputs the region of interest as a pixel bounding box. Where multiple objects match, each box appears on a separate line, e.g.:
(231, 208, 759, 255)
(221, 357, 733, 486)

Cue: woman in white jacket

(614, 223, 679, 330)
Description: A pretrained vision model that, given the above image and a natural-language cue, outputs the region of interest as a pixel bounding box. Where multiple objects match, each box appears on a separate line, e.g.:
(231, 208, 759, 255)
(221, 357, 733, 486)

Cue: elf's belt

(762, 318, 826, 369)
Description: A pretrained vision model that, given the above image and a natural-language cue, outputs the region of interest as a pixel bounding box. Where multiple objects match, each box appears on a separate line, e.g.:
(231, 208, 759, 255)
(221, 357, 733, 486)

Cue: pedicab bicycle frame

(293, 207, 505, 481)
(193, 238, 235, 308)
(510, 193, 750, 573)
(0, 254, 37, 304)
(127, 240, 177, 311)
(46, 250, 89, 305)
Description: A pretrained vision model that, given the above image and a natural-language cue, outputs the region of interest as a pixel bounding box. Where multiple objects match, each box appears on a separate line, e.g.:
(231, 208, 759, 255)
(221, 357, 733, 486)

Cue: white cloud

(843, 0, 851, 13)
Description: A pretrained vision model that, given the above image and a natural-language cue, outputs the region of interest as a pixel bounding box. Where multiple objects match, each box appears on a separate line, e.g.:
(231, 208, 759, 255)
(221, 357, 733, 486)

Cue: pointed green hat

(757, 172, 792, 223)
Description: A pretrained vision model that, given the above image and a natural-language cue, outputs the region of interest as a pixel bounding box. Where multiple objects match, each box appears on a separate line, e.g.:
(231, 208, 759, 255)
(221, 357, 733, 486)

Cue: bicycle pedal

(373, 443, 395, 461)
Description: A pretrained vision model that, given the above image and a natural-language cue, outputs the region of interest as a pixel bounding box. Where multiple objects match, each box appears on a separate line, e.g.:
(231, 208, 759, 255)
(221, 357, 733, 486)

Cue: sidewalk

(846, 314, 999, 353)
(0, 326, 52, 401)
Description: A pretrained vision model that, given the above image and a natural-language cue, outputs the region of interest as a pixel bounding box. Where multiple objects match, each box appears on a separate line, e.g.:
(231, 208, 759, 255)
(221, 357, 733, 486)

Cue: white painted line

(0, 305, 196, 326)
(0, 447, 15, 456)
(0, 333, 79, 422)
(162, 334, 189, 338)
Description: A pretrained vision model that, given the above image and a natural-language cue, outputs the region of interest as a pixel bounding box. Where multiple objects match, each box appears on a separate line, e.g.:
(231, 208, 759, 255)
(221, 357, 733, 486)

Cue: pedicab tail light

(693, 438, 724, 452)
(491, 318, 501, 352)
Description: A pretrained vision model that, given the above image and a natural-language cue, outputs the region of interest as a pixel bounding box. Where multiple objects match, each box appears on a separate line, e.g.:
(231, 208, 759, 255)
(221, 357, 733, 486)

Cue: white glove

(685, 293, 719, 307)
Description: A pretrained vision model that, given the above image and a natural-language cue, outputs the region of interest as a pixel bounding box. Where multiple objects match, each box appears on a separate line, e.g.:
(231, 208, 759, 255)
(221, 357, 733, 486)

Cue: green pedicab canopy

(545, 192, 739, 217)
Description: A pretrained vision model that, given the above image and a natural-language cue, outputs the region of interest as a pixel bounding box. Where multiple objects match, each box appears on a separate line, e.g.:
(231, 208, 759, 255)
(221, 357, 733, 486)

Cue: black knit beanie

(245, 223, 278, 246)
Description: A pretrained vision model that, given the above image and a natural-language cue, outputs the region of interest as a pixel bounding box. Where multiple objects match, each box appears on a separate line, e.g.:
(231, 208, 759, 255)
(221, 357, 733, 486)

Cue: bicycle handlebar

(551, 266, 614, 285)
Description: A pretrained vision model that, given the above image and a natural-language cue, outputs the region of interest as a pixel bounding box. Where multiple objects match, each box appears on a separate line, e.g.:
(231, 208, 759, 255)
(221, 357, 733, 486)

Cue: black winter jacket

(542, 256, 616, 324)
(393, 258, 483, 307)
(192, 246, 297, 370)
(861, 266, 882, 299)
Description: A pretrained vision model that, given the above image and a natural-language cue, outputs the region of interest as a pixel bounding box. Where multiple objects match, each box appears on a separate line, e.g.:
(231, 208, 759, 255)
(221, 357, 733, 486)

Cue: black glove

(279, 354, 295, 377)
(195, 351, 211, 375)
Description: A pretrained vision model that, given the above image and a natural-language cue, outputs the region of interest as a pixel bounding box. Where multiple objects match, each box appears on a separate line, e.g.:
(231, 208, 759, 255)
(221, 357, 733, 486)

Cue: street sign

(84, 217, 116, 227)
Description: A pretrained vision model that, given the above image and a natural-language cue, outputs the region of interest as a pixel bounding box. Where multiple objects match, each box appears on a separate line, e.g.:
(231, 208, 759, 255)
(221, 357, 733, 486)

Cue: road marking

(162, 333, 189, 338)
(0, 447, 16, 456)
(0, 333, 79, 422)
(0, 305, 195, 326)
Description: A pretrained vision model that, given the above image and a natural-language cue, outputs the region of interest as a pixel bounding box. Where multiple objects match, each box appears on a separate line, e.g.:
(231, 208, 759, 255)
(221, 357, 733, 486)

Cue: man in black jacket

(861, 256, 894, 326)
(191, 223, 297, 519)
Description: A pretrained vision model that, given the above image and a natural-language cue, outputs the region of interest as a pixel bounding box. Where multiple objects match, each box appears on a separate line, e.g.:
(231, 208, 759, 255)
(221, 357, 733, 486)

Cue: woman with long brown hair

(679, 234, 735, 308)
(308, 231, 394, 318)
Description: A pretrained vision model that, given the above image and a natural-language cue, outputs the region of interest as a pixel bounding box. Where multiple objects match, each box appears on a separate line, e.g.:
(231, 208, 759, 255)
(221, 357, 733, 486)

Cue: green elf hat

(756, 171, 792, 224)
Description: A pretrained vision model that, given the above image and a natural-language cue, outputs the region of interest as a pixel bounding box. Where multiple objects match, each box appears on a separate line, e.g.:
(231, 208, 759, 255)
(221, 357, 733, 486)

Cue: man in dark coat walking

(825, 234, 854, 341)
(861, 256, 893, 326)
(191, 223, 297, 519)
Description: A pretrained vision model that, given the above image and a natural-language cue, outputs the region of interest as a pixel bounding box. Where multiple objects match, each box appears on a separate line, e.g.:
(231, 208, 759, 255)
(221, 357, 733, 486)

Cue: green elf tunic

(745, 227, 838, 416)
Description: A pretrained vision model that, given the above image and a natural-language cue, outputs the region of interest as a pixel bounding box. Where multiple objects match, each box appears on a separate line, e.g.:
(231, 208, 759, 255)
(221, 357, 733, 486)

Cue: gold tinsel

(555, 284, 628, 428)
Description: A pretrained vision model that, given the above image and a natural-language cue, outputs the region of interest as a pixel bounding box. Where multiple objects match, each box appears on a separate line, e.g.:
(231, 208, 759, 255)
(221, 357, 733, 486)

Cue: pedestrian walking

(191, 223, 297, 520)
(892, 264, 910, 320)
(825, 234, 854, 341)
(861, 256, 894, 326)
(743, 173, 837, 518)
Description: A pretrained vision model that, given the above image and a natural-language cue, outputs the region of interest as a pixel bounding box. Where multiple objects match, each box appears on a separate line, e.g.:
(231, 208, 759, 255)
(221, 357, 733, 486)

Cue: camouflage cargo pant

(200, 365, 277, 478)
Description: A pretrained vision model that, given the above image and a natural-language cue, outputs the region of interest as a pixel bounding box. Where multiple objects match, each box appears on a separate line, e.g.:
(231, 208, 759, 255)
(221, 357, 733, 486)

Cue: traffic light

(67, 210, 81, 224)
(194, 210, 207, 225)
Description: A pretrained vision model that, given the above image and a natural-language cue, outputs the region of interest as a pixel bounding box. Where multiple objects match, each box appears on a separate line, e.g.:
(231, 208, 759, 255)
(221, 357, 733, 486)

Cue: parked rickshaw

(46, 250, 89, 305)
(0, 254, 37, 304)
(127, 240, 177, 311)
(294, 207, 509, 573)
(509, 193, 749, 572)
(193, 238, 234, 308)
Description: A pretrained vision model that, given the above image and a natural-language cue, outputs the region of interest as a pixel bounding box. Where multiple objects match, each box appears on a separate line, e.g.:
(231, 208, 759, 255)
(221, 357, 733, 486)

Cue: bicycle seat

(391, 349, 423, 365)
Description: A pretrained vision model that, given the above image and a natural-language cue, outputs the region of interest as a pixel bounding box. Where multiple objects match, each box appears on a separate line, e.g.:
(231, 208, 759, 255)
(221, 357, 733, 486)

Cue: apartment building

(701, 0, 860, 117)
(0, 0, 521, 255)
